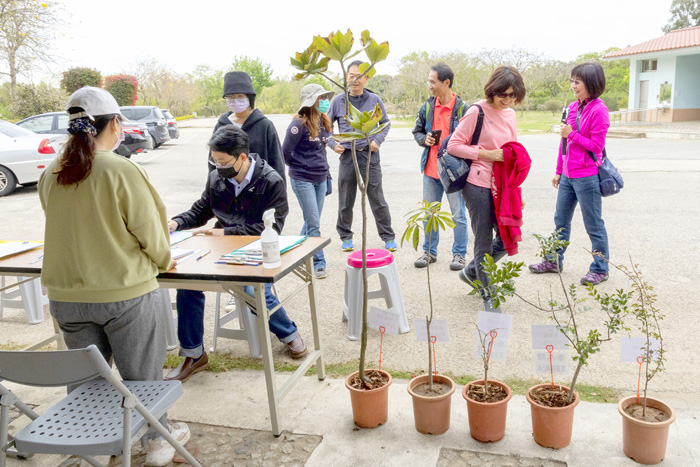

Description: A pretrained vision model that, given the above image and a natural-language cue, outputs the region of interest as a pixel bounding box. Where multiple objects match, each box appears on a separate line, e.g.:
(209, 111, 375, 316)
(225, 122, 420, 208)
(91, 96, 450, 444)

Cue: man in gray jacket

(327, 60, 395, 251)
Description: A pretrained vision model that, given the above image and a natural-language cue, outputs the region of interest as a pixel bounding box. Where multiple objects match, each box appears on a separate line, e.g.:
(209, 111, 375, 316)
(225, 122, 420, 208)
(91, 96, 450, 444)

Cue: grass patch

(393, 111, 561, 134)
(165, 352, 620, 403)
(0, 342, 25, 351)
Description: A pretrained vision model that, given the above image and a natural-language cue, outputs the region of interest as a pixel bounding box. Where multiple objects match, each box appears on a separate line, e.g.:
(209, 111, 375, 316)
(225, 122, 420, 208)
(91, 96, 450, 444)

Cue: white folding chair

(0, 345, 200, 467)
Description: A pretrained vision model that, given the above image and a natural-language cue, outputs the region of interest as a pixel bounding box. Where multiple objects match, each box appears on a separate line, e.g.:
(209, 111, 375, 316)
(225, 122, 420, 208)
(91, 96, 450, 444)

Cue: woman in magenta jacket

(529, 62, 610, 285)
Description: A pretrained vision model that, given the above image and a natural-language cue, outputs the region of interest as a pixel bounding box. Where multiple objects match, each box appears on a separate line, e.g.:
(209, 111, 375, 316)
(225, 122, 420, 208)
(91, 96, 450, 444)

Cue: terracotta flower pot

(407, 374, 456, 435)
(462, 379, 513, 442)
(345, 369, 392, 428)
(526, 383, 580, 449)
(618, 395, 676, 465)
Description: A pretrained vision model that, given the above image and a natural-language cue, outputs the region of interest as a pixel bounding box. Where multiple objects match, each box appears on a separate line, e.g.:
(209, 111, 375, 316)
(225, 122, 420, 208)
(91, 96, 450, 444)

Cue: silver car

(0, 120, 68, 196)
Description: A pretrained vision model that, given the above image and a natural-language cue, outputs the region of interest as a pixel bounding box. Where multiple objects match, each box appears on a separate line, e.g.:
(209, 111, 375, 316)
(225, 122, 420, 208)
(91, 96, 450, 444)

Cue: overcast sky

(34, 0, 674, 83)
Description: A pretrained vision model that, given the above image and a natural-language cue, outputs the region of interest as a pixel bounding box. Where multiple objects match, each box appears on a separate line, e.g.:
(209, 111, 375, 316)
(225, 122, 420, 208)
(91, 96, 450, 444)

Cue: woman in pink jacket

(529, 62, 610, 285)
(447, 66, 526, 312)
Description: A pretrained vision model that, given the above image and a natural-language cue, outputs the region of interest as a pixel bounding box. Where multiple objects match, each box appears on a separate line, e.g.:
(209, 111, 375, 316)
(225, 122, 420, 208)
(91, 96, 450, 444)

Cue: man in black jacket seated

(165, 126, 307, 383)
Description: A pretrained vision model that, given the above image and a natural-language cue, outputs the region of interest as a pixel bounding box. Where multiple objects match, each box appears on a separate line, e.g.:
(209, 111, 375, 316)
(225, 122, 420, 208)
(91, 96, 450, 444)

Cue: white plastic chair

(210, 292, 261, 358)
(0, 276, 47, 324)
(0, 345, 200, 467)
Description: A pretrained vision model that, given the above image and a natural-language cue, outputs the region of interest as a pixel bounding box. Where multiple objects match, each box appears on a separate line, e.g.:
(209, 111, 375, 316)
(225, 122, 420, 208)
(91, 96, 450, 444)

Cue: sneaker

(341, 239, 354, 251)
(528, 259, 563, 274)
(482, 297, 501, 313)
(145, 422, 191, 466)
(580, 271, 609, 286)
(458, 268, 477, 287)
(449, 254, 466, 271)
(224, 295, 236, 313)
(384, 240, 397, 251)
(414, 252, 437, 268)
(314, 267, 327, 279)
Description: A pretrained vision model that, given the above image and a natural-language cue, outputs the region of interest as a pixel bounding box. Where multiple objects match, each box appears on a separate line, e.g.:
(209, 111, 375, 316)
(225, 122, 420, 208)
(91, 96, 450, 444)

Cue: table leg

(306, 257, 325, 381)
(254, 283, 281, 437)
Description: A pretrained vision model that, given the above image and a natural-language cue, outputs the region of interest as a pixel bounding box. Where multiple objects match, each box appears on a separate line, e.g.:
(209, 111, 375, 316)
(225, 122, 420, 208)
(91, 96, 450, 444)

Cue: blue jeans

(175, 285, 298, 358)
(290, 177, 326, 270)
(553, 174, 609, 274)
(422, 175, 468, 256)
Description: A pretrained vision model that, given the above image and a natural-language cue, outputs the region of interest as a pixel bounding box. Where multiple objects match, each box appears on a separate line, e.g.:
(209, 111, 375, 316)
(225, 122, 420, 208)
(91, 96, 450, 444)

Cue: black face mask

(216, 156, 240, 179)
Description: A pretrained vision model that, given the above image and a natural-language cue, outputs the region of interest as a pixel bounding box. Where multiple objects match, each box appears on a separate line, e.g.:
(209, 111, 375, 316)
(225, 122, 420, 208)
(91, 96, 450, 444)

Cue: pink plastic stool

(343, 249, 409, 340)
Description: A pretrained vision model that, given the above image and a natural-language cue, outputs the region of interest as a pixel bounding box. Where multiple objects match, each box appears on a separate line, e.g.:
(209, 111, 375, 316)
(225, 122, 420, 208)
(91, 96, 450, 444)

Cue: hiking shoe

(145, 422, 191, 466)
(414, 252, 437, 268)
(458, 268, 477, 287)
(580, 271, 609, 286)
(528, 259, 562, 274)
(314, 267, 327, 279)
(224, 295, 236, 313)
(384, 240, 397, 251)
(482, 297, 501, 313)
(341, 239, 354, 251)
(450, 254, 466, 271)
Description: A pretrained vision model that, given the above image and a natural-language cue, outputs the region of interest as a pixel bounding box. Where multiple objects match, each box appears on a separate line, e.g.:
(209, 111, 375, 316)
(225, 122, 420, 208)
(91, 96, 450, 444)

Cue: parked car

(120, 106, 170, 148)
(17, 111, 152, 158)
(0, 120, 68, 196)
(160, 109, 180, 140)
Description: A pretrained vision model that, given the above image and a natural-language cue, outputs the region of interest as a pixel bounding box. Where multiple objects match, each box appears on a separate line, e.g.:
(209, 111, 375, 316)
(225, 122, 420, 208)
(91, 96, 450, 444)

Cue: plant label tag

(415, 319, 449, 342)
(620, 337, 661, 362)
(474, 311, 513, 362)
(368, 307, 399, 336)
(531, 325, 569, 349)
(534, 349, 569, 375)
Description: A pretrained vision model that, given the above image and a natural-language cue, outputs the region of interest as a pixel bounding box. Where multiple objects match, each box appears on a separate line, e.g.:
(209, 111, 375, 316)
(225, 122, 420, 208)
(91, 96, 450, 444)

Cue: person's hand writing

(167, 220, 178, 232)
(479, 149, 504, 162)
(193, 228, 225, 237)
(560, 124, 572, 138)
(169, 259, 178, 269)
(552, 174, 561, 189)
(370, 140, 380, 152)
(333, 145, 345, 154)
(424, 134, 436, 146)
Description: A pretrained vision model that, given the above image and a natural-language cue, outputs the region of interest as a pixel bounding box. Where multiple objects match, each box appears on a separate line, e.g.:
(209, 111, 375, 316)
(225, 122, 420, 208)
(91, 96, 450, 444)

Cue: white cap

(299, 84, 334, 112)
(65, 87, 126, 121)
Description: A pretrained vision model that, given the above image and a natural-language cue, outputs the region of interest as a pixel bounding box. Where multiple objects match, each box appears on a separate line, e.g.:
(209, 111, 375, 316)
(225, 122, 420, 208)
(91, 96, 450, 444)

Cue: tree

(230, 55, 273, 92)
(104, 75, 138, 106)
(662, 0, 700, 32)
(11, 82, 66, 119)
(193, 65, 225, 115)
(0, 0, 61, 99)
(61, 67, 102, 94)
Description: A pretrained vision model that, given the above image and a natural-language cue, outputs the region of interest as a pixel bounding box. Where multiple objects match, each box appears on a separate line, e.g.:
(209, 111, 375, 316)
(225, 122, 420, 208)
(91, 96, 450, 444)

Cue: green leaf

(361, 114, 382, 134)
(368, 122, 389, 136)
(412, 223, 420, 250)
(348, 104, 363, 125)
(338, 29, 354, 58)
(359, 62, 376, 79)
(360, 30, 371, 47)
(334, 132, 365, 141)
(365, 39, 390, 64)
(312, 35, 343, 61)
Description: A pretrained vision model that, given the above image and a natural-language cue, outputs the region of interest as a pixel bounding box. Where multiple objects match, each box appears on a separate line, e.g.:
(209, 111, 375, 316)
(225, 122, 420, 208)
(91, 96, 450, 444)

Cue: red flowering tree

(103, 75, 139, 106)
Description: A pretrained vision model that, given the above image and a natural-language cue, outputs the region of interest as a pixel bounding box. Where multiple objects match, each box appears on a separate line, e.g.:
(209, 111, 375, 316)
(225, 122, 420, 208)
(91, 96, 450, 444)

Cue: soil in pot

(529, 385, 575, 407)
(624, 404, 670, 423)
(412, 380, 451, 397)
(348, 369, 390, 390)
(466, 383, 508, 403)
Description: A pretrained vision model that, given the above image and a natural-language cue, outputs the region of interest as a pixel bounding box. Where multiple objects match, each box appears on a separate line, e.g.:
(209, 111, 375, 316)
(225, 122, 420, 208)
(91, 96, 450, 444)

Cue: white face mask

(112, 124, 125, 151)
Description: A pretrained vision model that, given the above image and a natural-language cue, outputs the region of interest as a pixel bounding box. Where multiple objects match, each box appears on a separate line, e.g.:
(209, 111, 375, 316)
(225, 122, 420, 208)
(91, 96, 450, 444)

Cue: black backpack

(436, 104, 484, 194)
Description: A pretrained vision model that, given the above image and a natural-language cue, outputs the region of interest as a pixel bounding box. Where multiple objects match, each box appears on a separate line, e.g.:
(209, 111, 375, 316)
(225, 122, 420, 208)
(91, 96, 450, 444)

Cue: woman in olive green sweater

(38, 87, 189, 467)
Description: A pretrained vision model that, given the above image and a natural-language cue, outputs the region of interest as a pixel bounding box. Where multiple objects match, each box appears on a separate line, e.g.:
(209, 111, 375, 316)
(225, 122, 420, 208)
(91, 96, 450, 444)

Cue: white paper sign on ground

(473, 311, 513, 362)
(531, 324, 570, 349)
(533, 349, 570, 375)
(415, 319, 449, 342)
(621, 337, 661, 362)
(368, 307, 399, 336)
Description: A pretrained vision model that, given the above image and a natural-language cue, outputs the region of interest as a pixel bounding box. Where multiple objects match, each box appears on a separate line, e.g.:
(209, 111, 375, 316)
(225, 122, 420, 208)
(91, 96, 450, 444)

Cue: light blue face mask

(317, 99, 330, 113)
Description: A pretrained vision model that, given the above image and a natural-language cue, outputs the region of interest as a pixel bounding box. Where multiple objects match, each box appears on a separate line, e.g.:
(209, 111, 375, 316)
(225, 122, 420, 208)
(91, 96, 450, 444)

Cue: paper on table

(223, 236, 307, 258)
(170, 231, 194, 245)
(171, 248, 195, 260)
(0, 241, 43, 260)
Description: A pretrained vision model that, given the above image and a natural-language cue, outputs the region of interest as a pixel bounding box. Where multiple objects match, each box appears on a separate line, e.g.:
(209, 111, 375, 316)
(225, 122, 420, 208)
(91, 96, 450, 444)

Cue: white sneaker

(145, 422, 191, 466)
(224, 295, 236, 313)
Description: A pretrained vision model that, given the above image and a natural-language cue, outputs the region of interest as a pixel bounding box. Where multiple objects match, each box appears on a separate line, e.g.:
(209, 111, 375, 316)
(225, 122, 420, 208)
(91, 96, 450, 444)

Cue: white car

(0, 120, 68, 196)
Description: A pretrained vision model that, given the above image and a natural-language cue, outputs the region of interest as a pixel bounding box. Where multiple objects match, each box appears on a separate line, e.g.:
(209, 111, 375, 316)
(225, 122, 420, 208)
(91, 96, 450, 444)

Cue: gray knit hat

(223, 72, 256, 98)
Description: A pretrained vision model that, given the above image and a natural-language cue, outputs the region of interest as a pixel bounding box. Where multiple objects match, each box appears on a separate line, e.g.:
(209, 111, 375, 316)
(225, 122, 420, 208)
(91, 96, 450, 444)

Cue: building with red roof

(604, 26, 700, 122)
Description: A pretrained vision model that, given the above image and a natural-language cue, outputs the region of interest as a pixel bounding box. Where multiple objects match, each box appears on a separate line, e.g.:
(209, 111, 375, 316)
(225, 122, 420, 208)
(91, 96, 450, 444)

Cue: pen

(196, 249, 211, 261)
(215, 260, 261, 266)
(29, 254, 43, 264)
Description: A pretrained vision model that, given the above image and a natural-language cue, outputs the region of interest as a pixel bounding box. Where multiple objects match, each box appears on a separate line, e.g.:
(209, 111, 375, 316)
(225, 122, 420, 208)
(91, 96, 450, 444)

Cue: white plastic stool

(210, 292, 261, 358)
(0, 276, 47, 324)
(158, 289, 179, 351)
(342, 249, 409, 341)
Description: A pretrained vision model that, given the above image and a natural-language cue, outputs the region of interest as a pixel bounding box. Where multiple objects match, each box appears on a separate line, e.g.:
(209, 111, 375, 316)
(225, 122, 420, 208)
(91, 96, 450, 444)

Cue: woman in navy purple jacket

(282, 84, 334, 279)
(529, 62, 611, 286)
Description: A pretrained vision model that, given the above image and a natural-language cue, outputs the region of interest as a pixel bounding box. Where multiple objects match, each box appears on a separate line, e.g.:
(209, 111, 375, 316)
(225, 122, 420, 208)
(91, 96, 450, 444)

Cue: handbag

(325, 171, 332, 196)
(436, 104, 484, 194)
(576, 110, 624, 197)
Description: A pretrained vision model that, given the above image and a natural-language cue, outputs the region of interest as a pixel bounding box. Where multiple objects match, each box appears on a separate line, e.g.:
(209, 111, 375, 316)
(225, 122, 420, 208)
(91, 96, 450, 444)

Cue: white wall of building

(635, 55, 676, 109)
(674, 54, 700, 109)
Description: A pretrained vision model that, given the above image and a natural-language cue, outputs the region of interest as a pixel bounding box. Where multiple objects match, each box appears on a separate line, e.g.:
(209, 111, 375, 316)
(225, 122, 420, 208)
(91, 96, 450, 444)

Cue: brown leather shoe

(287, 336, 308, 359)
(164, 352, 209, 383)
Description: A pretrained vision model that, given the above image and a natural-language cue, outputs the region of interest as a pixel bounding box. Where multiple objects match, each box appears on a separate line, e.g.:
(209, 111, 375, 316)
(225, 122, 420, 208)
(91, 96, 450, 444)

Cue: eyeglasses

(496, 92, 517, 99)
(569, 79, 582, 86)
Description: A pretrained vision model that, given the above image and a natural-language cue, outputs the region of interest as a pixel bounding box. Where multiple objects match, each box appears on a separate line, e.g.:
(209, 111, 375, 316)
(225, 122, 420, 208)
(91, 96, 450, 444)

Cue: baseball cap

(65, 87, 126, 121)
(299, 84, 334, 112)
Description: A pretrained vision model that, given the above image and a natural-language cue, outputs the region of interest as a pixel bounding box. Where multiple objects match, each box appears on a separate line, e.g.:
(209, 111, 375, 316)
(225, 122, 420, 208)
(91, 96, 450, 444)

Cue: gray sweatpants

(50, 289, 167, 443)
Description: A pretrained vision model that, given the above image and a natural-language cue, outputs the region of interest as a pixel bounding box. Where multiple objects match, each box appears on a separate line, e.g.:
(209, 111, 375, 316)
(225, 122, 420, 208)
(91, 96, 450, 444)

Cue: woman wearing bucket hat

(37, 87, 191, 466)
(207, 71, 285, 182)
(282, 83, 335, 278)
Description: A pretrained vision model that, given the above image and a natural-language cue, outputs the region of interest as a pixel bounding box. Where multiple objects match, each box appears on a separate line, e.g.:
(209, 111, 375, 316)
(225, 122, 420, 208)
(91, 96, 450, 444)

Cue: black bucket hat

(223, 71, 256, 98)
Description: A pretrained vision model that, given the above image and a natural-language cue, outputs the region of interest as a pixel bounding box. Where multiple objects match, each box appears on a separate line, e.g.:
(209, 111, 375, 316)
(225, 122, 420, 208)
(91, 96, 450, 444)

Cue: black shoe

(458, 268, 477, 286)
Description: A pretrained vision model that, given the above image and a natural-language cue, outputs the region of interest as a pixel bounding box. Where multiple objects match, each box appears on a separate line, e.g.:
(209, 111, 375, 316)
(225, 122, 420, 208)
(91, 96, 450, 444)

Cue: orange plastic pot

(345, 369, 392, 428)
(526, 384, 579, 449)
(618, 395, 676, 465)
(463, 379, 512, 442)
(407, 374, 455, 435)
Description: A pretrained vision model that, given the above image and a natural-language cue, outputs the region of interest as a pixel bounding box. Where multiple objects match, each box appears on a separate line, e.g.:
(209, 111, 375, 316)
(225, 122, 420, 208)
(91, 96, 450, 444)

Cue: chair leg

(211, 293, 222, 353)
(1, 404, 10, 467)
(123, 406, 131, 467)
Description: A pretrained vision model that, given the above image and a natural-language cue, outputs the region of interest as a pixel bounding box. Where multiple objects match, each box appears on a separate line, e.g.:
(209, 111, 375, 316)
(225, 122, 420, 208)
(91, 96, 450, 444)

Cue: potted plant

(401, 200, 456, 435)
(291, 30, 393, 428)
(472, 231, 627, 448)
(462, 324, 513, 442)
(611, 258, 674, 465)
